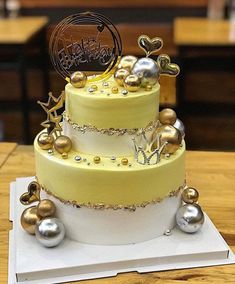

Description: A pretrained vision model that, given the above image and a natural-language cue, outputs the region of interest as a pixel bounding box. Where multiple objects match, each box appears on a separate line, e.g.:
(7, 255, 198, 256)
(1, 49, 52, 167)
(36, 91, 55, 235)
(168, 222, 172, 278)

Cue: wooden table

(0, 17, 49, 144)
(0, 143, 235, 283)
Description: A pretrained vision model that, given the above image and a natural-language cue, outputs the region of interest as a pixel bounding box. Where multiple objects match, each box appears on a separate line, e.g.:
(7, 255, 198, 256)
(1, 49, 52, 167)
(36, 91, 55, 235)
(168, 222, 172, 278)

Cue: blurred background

(0, 0, 234, 150)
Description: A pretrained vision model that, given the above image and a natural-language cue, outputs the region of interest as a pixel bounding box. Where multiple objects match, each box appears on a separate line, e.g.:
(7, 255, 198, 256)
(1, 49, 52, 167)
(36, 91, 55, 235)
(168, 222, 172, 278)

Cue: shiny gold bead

(91, 84, 98, 91)
(54, 135, 72, 154)
(37, 199, 56, 218)
(118, 55, 138, 71)
(145, 84, 152, 91)
(111, 86, 119, 94)
(114, 68, 130, 86)
(20, 206, 41, 235)
(124, 74, 141, 92)
(182, 187, 199, 204)
(159, 108, 177, 125)
(37, 132, 54, 150)
(152, 125, 182, 154)
(62, 152, 68, 159)
(70, 71, 87, 88)
(121, 158, 129, 165)
(93, 156, 101, 164)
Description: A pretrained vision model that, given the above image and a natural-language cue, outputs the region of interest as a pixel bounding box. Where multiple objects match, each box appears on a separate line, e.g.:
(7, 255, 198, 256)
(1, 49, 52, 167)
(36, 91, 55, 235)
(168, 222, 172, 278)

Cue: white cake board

(9, 177, 235, 284)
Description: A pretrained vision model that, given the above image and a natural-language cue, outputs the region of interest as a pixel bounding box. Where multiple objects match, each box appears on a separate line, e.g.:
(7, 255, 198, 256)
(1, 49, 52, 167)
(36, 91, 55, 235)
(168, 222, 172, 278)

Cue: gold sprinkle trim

(39, 182, 186, 212)
(63, 112, 159, 136)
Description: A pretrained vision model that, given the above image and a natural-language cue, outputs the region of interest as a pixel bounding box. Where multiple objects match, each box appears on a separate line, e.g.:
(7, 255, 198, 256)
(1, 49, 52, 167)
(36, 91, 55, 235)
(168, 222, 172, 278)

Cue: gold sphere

(37, 132, 54, 150)
(152, 125, 182, 154)
(182, 187, 199, 204)
(124, 74, 141, 92)
(118, 55, 138, 71)
(145, 84, 152, 91)
(91, 84, 98, 91)
(121, 158, 129, 165)
(93, 156, 101, 164)
(111, 86, 119, 94)
(37, 199, 56, 218)
(70, 71, 87, 88)
(54, 135, 72, 154)
(20, 206, 41, 235)
(114, 68, 130, 86)
(62, 152, 68, 159)
(159, 108, 177, 125)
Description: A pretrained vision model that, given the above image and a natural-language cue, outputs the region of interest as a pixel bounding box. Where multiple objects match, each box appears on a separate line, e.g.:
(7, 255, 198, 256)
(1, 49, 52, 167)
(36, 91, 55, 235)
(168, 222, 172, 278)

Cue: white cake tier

(41, 190, 182, 245)
(63, 118, 155, 157)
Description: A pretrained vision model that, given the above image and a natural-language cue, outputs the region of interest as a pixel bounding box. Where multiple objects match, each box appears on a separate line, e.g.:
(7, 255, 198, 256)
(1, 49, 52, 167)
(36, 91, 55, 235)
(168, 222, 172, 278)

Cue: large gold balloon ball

(70, 71, 87, 88)
(37, 199, 56, 218)
(118, 55, 138, 71)
(124, 74, 141, 92)
(20, 206, 41, 235)
(37, 132, 54, 150)
(182, 187, 199, 204)
(114, 68, 130, 86)
(152, 125, 182, 154)
(54, 135, 72, 154)
(159, 108, 177, 125)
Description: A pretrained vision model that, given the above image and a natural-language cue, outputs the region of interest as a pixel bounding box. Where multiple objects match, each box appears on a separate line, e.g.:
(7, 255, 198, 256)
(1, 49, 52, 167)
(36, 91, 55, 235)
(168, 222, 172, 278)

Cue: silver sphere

(176, 204, 204, 233)
(174, 118, 185, 139)
(35, 218, 65, 247)
(131, 57, 160, 87)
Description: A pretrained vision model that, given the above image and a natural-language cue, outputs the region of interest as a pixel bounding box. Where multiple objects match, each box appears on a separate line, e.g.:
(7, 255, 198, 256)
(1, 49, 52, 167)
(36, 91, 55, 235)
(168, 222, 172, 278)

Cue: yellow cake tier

(65, 76, 160, 129)
(34, 133, 185, 206)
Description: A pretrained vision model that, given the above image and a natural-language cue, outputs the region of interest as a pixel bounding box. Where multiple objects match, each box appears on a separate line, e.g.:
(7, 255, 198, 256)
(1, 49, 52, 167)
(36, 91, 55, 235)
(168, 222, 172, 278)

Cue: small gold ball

(159, 108, 177, 125)
(111, 86, 119, 94)
(114, 68, 130, 86)
(93, 156, 101, 164)
(37, 199, 56, 218)
(118, 55, 138, 71)
(54, 135, 72, 154)
(62, 152, 68, 159)
(182, 187, 199, 204)
(124, 74, 141, 92)
(20, 206, 41, 235)
(145, 84, 152, 91)
(121, 158, 129, 165)
(152, 125, 182, 154)
(70, 71, 87, 88)
(37, 132, 54, 150)
(91, 84, 98, 91)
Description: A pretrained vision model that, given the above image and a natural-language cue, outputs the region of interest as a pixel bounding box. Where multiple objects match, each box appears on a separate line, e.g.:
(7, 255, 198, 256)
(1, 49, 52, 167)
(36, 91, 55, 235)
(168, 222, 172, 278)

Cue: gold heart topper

(157, 54, 180, 76)
(20, 181, 41, 205)
(138, 35, 163, 57)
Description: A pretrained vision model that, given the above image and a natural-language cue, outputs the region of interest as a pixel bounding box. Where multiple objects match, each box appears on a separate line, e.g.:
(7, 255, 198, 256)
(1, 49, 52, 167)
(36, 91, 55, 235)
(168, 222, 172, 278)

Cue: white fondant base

(63, 119, 153, 157)
(41, 188, 181, 245)
(9, 177, 235, 284)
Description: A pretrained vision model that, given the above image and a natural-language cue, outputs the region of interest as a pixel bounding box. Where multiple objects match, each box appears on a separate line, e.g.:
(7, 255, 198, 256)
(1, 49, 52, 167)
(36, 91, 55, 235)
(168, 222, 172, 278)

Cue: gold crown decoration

(37, 91, 65, 136)
(132, 128, 168, 166)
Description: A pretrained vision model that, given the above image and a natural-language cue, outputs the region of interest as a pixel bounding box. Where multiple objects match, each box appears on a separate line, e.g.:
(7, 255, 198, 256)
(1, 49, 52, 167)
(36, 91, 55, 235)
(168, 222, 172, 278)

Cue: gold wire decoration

(49, 12, 122, 83)
(38, 91, 65, 136)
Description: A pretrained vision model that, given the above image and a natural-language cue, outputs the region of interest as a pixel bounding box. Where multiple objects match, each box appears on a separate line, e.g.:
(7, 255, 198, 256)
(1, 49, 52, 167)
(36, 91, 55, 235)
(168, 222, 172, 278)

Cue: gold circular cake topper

(49, 12, 122, 82)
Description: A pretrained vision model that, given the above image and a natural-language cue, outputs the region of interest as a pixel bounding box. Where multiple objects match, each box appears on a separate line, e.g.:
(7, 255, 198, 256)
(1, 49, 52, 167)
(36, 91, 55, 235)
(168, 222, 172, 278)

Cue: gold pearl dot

(93, 156, 101, 164)
(62, 152, 68, 159)
(91, 84, 98, 91)
(111, 86, 119, 94)
(121, 158, 128, 165)
(145, 84, 152, 91)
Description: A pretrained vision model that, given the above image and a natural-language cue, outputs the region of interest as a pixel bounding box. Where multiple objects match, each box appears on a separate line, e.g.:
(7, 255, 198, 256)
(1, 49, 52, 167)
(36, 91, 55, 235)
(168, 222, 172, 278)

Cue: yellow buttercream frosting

(65, 76, 160, 129)
(34, 134, 185, 205)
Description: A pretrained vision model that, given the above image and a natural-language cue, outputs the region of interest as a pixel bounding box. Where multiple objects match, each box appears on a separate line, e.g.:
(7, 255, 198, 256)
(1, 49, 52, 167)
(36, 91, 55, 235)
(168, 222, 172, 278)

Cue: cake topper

(49, 12, 122, 83)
